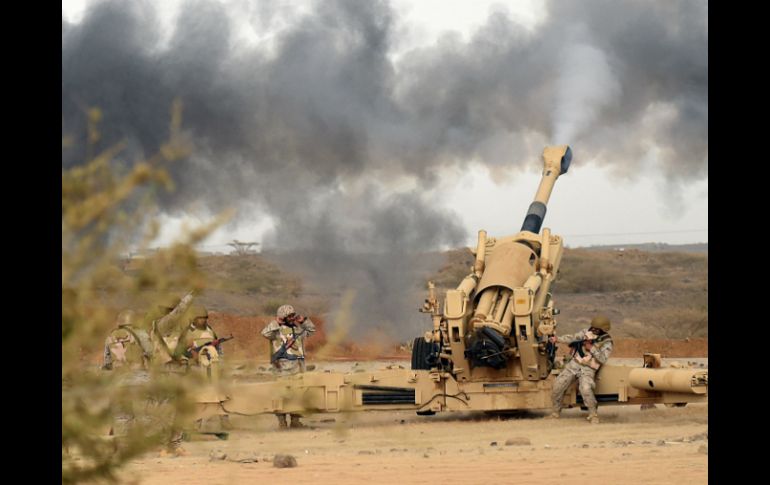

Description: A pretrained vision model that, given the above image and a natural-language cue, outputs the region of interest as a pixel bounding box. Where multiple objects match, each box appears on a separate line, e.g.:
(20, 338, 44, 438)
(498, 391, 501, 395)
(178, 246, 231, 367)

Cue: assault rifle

(567, 331, 599, 358)
(271, 329, 307, 364)
(184, 334, 234, 359)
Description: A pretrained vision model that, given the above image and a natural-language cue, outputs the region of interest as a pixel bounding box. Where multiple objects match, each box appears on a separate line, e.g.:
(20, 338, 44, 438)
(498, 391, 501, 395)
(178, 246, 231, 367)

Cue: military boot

(290, 414, 307, 429)
(277, 414, 288, 429)
(587, 412, 600, 424)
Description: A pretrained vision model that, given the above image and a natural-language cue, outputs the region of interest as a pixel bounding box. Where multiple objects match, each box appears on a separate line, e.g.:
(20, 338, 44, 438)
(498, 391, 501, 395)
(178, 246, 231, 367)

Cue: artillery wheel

(411, 338, 433, 370)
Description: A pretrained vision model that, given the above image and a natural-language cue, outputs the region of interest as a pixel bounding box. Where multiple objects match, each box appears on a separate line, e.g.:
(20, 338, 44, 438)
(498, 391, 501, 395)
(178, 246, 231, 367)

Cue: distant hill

(116, 245, 707, 341)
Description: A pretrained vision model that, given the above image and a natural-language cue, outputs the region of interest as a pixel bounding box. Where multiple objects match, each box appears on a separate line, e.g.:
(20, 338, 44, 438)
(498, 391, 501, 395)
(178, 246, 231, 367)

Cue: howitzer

(184, 334, 234, 359)
(189, 146, 707, 423)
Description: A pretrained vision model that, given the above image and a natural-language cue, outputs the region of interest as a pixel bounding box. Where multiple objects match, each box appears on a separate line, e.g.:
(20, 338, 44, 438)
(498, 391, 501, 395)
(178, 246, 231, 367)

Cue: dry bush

(62, 102, 224, 483)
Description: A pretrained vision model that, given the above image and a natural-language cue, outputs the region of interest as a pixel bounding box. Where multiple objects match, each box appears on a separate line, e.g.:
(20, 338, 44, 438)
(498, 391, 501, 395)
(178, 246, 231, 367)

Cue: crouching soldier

(261, 304, 316, 429)
(549, 315, 613, 424)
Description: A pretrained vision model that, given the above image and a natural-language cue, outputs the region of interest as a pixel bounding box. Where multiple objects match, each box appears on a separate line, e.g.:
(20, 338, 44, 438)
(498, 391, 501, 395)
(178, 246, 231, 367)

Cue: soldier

(102, 310, 153, 439)
(177, 305, 223, 378)
(176, 304, 233, 430)
(548, 315, 614, 424)
(103, 309, 152, 371)
(261, 304, 316, 429)
(146, 292, 195, 367)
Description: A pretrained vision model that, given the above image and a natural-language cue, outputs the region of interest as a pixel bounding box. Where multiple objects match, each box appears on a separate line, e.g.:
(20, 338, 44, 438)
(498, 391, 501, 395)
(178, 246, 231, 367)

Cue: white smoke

(552, 43, 620, 143)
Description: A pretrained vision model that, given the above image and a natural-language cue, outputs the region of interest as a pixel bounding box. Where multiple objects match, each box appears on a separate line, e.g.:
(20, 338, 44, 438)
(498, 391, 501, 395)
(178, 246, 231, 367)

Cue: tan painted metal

(628, 368, 708, 394)
(533, 145, 570, 206)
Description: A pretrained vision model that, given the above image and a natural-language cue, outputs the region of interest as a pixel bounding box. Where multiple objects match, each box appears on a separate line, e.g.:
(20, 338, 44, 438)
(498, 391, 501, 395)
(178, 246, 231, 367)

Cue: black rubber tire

(411, 338, 432, 370)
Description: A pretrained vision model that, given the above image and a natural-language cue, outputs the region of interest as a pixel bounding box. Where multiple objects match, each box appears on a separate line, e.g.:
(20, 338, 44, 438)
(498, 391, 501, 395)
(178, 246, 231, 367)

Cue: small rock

(390, 448, 399, 452)
(582, 444, 589, 448)
(698, 445, 708, 455)
(490, 442, 498, 447)
(657, 440, 667, 446)
(505, 437, 532, 446)
(320, 418, 336, 423)
(209, 450, 227, 461)
(622, 453, 630, 456)
(423, 453, 429, 458)
(273, 454, 297, 468)
(354, 369, 365, 373)
(400, 419, 406, 424)
(358, 450, 375, 455)
(544, 444, 551, 449)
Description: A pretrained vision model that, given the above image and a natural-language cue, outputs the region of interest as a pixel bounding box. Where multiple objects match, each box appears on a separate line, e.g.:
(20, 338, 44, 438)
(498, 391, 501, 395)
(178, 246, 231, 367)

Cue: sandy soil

(112, 359, 708, 485)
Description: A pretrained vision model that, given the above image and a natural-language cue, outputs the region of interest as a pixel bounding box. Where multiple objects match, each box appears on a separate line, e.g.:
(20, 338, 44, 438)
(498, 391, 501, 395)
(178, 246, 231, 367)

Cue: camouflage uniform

(148, 295, 195, 452)
(103, 310, 153, 371)
(142, 294, 196, 453)
(550, 318, 613, 423)
(103, 310, 154, 436)
(177, 305, 233, 431)
(178, 305, 223, 380)
(261, 304, 316, 428)
(146, 293, 195, 368)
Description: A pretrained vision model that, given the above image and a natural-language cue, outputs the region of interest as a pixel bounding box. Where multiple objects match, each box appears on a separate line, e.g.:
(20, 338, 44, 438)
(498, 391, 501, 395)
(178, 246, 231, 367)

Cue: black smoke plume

(62, 0, 707, 338)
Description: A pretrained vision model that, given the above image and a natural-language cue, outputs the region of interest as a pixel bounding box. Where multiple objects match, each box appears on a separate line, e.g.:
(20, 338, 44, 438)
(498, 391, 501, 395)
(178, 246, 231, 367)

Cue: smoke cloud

(62, 0, 707, 339)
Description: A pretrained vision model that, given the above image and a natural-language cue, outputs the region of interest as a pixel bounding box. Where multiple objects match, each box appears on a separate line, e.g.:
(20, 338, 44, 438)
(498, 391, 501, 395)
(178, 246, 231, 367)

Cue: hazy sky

(62, 0, 708, 251)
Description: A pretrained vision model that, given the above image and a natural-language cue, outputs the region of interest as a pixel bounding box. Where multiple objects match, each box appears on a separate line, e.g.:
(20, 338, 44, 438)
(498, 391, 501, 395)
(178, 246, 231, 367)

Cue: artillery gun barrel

(520, 145, 572, 234)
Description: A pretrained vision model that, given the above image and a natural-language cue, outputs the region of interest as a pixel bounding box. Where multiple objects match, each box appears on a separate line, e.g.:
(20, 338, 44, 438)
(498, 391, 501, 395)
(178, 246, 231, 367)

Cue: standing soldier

(142, 292, 194, 456)
(146, 292, 195, 367)
(261, 304, 316, 429)
(549, 315, 614, 424)
(102, 310, 152, 439)
(176, 304, 233, 431)
(178, 305, 224, 380)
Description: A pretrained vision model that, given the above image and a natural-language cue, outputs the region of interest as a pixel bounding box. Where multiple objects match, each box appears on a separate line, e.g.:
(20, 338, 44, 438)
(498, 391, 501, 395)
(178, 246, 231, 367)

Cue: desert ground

(111, 358, 708, 485)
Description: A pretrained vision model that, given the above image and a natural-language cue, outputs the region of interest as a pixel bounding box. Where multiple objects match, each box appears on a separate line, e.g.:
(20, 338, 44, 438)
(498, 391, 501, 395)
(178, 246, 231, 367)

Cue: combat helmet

(276, 304, 295, 319)
(116, 309, 137, 328)
(188, 304, 208, 323)
(590, 315, 611, 332)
